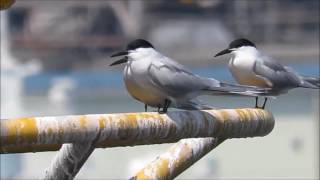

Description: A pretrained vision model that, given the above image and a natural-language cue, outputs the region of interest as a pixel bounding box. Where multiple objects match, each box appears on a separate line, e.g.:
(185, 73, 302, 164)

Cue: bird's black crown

(229, 38, 256, 49)
(127, 39, 154, 51)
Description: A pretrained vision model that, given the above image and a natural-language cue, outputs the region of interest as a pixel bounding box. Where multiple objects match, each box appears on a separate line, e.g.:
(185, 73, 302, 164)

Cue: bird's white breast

(229, 54, 256, 74)
(228, 47, 269, 87)
(123, 49, 167, 107)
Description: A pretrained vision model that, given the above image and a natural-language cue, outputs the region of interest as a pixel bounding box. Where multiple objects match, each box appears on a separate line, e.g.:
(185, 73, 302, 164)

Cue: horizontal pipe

(0, 138, 192, 154)
(1, 108, 274, 154)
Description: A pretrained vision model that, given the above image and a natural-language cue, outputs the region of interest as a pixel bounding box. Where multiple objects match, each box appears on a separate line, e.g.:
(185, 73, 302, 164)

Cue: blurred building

(6, 0, 320, 70)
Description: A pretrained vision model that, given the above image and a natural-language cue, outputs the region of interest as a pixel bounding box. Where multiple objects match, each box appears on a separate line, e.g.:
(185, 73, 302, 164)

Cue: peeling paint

(135, 171, 149, 180)
(2, 118, 38, 145)
(155, 158, 170, 179)
(1, 108, 274, 154)
(133, 137, 223, 180)
(79, 116, 87, 128)
(98, 116, 106, 129)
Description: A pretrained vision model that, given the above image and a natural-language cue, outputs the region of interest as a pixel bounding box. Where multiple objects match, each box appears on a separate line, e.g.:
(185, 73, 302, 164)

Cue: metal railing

(1, 108, 274, 179)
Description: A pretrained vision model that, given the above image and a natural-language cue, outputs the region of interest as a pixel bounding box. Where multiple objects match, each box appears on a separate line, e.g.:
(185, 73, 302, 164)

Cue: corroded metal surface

(42, 143, 95, 180)
(0, 0, 15, 10)
(1, 109, 274, 154)
(130, 109, 275, 180)
(132, 137, 225, 180)
(42, 132, 101, 180)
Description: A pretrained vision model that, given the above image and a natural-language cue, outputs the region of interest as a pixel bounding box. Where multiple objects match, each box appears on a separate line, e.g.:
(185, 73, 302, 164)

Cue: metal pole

(42, 143, 94, 180)
(132, 107, 276, 179)
(1, 109, 274, 154)
(0, 108, 275, 179)
(131, 137, 225, 180)
(42, 129, 101, 180)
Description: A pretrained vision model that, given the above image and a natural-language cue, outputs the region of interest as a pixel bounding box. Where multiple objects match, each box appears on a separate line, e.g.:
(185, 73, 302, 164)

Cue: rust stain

(125, 114, 138, 127)
(235, 109, 249, 121)
(3, 118, 38, 145)
(135, 169, 151, 180)
(79, 116, 87, 128)
(219, 110, 231, 122)
(47, 128, 53, 135)
(1, 109, 274, 154)
(125, 113, 137, 122)
(135, 158, 171, 179)
(99, 116, 106, 129)
(0, 0, 15, 10)
(140, 112, 159, 119)
(116, 114, 139, 140)
(155, 158, 170, 179)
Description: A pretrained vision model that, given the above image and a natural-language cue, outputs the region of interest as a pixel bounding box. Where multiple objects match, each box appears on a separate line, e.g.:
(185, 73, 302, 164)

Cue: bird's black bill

(110, 57, 128, 66)
(110, 51, 128, 57)
(214, 49, 231, 57)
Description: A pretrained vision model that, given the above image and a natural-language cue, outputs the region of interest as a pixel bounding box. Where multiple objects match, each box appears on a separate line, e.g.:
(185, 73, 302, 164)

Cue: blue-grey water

(19, 62, 319, 116)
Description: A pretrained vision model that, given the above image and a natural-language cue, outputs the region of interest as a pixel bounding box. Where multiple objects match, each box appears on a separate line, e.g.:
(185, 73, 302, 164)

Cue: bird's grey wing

(147, 57, 206, 98)
(148, 56, 266, 98)
(253, 55, 301, 89)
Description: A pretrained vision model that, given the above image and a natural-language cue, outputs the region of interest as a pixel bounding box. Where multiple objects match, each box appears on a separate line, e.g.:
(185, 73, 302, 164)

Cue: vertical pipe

(42, 132, 101, 180)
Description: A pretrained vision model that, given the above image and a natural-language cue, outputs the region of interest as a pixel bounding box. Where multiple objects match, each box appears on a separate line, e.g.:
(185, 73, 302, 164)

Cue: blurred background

(1, 0, 319, 179)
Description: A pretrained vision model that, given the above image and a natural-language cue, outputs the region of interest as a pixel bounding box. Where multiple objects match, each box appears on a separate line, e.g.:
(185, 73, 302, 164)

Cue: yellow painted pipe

(0, 0, 15, 10)
(1, 109, 274, 154)
(132, 137, 225, 180)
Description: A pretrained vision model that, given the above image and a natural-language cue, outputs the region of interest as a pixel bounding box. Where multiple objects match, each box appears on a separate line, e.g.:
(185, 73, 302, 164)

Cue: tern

(110, 39, 267, 113)
(214, 38, 319, 108)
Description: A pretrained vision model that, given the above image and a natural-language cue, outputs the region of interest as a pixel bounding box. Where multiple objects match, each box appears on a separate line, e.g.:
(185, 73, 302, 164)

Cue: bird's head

(214, 38, 256, 57)
(110, 39, 155, 66)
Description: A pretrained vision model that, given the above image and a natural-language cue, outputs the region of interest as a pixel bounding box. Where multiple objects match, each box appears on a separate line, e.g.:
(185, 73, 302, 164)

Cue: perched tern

(214, 38, 319, 108)
(110, 39, 267, 113)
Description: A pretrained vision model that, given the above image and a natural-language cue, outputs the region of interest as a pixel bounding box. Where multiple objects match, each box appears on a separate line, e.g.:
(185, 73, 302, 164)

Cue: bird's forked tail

(201, 78, 270, 97)
(299, 75, 320, 89)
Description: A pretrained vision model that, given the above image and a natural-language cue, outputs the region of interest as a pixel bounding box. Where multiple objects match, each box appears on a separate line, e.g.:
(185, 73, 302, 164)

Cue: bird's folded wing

(253, 56, 301, 88)
(148, 59, 206, 97)
(148, 57, 267, 98)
